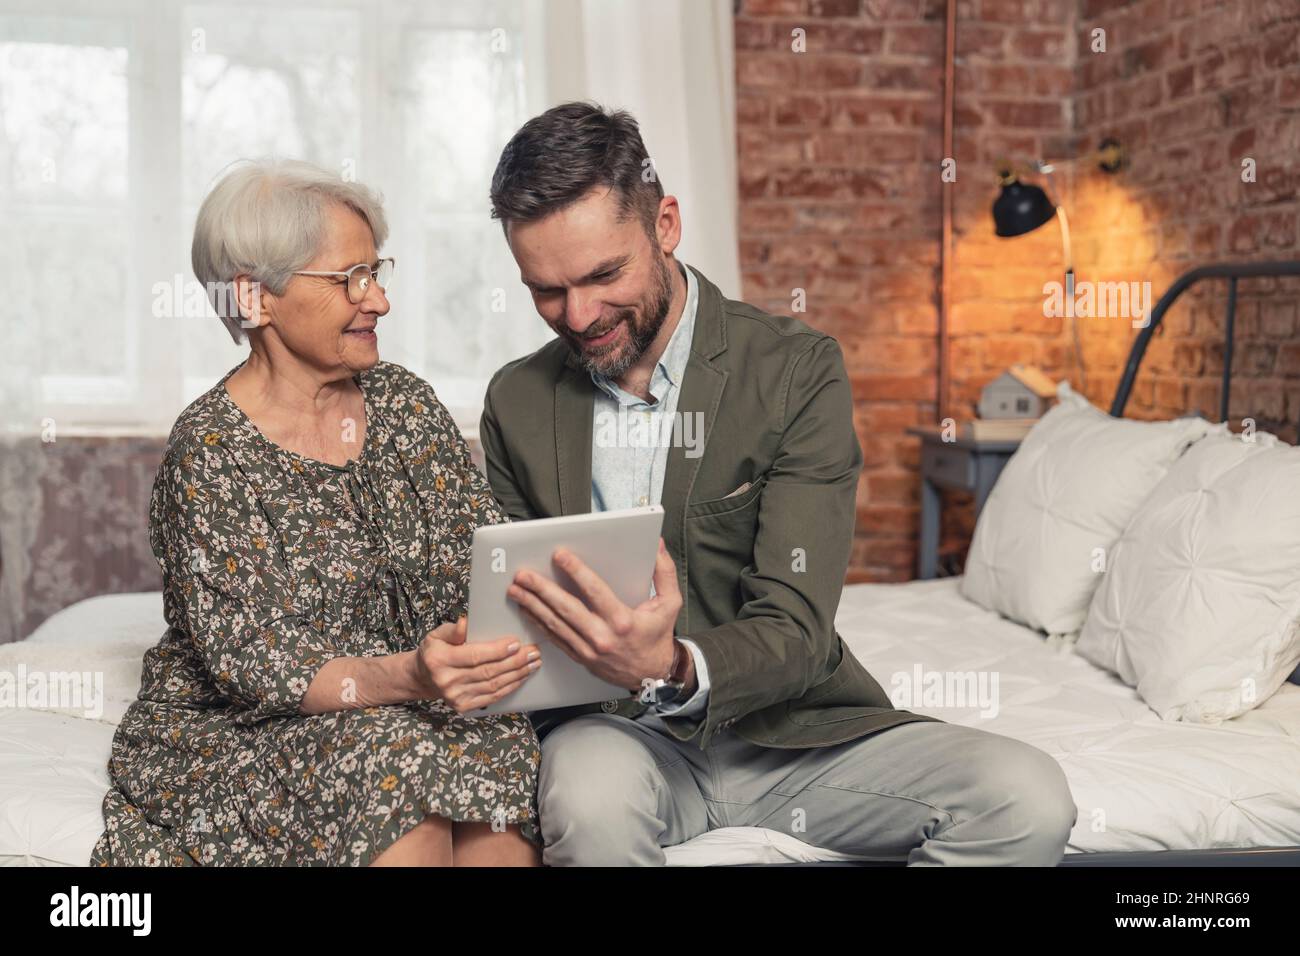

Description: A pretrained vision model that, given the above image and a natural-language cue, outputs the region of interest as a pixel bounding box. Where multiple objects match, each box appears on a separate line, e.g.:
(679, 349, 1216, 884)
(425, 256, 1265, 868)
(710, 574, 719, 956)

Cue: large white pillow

(1076, 430, 1300, 723)
(961, 383, 1210, 635)
(25, 591, 163, 645)
(1, 592, 165, 724)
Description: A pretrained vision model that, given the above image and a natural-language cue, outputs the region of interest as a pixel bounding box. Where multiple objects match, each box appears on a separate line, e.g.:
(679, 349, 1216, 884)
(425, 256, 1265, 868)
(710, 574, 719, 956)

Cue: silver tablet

(465, 505, 665, 715)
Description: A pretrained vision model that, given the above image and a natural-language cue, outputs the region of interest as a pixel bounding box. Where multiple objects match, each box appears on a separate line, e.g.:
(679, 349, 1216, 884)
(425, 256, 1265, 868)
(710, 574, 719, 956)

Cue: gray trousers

(537, 712, 1078, 866)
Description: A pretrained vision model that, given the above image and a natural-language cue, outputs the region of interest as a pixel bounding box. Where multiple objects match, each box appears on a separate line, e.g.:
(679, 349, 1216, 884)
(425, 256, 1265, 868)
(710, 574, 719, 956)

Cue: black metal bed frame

(800, 261, 1300, 868)
(1110, 259, 1300, 423)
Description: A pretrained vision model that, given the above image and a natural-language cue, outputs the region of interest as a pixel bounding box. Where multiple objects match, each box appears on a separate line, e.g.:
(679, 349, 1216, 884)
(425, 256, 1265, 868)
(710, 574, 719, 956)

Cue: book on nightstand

(964, 418, 1037, 442)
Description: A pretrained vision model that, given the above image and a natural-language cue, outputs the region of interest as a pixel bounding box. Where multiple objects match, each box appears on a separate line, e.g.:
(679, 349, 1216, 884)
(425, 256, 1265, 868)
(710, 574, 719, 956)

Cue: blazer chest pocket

(684, 474, 766, 519)
(682, 476, 767, 581)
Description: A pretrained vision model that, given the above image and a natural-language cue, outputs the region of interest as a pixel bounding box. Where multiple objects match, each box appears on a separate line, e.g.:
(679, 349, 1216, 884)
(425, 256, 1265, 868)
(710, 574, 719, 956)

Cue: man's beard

(568, 255, 674, 379)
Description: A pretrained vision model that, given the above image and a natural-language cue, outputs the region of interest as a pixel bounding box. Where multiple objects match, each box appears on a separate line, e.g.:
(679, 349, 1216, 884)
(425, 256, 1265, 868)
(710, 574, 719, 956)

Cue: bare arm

(300, 651, 422, 714)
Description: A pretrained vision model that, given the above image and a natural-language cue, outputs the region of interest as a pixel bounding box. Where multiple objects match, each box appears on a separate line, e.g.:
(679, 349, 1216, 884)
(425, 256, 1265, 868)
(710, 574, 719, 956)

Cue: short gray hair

(192, 159, 389, 344)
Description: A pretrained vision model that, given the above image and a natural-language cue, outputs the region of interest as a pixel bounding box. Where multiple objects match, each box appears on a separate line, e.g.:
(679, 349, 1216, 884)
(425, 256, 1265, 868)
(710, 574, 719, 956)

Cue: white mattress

(3, 580, 1299, 866)
(0, 710, 118, 866)
(833, 579, 1300, 857)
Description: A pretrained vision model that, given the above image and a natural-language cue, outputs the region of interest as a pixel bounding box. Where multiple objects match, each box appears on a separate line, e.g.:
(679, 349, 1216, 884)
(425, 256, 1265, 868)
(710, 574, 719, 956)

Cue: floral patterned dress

(89, 361, 541, 866)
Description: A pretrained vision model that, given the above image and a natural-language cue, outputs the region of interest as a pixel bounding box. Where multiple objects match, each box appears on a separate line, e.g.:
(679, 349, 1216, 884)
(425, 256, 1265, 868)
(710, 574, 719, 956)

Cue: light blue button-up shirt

(589, 263, 710, 720)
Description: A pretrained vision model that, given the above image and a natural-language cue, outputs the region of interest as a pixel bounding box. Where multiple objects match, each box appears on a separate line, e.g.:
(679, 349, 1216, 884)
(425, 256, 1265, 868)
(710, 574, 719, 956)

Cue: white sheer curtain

(0, 0, 738, 437)
(541, 0, 741, 306)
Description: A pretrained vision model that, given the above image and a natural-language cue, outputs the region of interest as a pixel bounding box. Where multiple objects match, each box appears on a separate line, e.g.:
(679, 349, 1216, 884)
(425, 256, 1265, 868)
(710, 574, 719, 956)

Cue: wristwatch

(640, 640, 690, 707)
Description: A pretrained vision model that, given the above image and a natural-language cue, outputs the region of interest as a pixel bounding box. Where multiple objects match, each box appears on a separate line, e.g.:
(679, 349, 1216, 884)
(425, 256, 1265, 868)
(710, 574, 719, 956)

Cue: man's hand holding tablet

(463, 506, 679, 714)
(507, 538, 690, 695)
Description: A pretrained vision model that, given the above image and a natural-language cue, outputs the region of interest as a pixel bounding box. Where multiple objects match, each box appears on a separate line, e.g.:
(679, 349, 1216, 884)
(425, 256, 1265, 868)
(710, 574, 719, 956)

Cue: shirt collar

(590, 263, 697, 404)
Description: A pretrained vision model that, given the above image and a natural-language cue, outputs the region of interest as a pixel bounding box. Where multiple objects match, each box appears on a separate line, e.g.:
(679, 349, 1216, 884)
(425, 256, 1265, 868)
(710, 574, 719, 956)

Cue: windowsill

(1, 427, 170, 440)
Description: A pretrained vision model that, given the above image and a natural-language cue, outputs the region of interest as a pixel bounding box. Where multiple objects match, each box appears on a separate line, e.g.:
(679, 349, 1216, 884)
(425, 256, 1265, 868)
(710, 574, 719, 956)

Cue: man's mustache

(571, 311, 633, 343)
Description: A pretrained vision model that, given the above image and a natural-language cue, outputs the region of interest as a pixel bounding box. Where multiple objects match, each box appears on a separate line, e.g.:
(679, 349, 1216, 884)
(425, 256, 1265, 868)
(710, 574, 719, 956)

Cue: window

(1, 0, 554, 434)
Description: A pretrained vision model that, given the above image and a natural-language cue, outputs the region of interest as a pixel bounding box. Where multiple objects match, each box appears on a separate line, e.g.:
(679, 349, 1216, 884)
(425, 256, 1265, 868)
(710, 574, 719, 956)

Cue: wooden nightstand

(905, 425, 1023, 579)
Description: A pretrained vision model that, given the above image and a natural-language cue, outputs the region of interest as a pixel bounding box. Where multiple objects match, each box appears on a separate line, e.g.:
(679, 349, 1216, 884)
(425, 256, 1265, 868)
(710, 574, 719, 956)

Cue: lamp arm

(1039, 169, 1085, 392)
(1052, 198, 1086, 392)
(1036, 168, 1075, 285)
(997, 141, 1124, 184)
(1055, 205, 1073, 287)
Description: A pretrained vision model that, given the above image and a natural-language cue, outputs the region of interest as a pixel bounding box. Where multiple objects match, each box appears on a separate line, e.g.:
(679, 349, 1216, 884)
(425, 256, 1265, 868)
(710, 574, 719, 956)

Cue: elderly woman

(90, 159, 542, 866)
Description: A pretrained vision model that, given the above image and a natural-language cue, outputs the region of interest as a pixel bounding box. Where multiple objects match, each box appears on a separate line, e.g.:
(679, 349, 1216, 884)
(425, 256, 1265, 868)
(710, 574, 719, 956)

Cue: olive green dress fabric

(90, 361, 540, 866)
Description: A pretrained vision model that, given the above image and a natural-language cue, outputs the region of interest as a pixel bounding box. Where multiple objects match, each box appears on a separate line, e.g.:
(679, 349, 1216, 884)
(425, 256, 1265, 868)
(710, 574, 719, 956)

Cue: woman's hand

(412, 616, 541, 714)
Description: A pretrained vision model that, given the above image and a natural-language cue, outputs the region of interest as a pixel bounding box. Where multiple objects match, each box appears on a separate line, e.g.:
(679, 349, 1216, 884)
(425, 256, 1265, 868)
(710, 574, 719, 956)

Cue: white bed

(3, 580, 1299, 866)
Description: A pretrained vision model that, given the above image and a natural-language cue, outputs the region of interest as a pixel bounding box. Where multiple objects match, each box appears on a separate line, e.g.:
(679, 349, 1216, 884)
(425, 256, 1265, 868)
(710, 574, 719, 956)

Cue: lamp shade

(992, 180, 1056, 237)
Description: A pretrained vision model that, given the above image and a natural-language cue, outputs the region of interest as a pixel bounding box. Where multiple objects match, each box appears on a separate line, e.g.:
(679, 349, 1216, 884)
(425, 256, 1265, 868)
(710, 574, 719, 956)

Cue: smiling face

(507, 187, 679, 379)
(253, 202, 390, 376)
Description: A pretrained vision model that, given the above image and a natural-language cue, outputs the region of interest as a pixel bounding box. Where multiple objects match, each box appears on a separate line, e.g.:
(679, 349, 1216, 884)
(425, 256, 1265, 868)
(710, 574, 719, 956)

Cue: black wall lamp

(991, 138, 1125, 389)
(992, 138, 1125, 288)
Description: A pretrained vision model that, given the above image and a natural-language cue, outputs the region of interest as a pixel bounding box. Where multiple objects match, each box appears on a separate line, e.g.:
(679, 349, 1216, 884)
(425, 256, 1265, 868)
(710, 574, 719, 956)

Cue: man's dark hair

(489, 101, 664, 237)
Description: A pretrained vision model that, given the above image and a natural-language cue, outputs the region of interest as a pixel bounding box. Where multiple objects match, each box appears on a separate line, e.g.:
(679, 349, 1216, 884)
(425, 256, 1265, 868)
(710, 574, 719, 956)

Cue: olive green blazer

(479, 265, 941, 749)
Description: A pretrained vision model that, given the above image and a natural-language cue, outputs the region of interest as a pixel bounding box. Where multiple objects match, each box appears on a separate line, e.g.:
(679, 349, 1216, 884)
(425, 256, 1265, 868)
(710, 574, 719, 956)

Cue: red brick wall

(737, 0, 946, 582)
(735, 0, 1300, 583)
(1071, 0, 1300, 434)
(946, 1, 1077, 423)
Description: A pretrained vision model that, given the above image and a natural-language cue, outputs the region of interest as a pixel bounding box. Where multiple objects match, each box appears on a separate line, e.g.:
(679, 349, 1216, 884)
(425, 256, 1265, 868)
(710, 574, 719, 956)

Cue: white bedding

(0, 710, 118, 866)
(3, 580, 1299, 866)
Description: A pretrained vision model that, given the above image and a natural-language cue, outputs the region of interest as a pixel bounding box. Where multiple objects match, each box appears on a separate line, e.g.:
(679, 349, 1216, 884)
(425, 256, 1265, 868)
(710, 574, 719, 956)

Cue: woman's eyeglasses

(293, 257, 395, 304)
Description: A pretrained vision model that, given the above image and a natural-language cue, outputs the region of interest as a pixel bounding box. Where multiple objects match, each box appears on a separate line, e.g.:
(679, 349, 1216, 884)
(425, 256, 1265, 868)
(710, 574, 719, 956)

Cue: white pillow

(1076, 430, 1300, 722)
(961, 383, 1210, 635)
(5, 592, 165, 724)
(25, 591, 163, 645)
(0, 637, 149, 724)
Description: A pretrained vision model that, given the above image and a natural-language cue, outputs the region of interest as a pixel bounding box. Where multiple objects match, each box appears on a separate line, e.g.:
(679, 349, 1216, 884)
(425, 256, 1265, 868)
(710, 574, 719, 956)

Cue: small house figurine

(978, 365, 1057, 420)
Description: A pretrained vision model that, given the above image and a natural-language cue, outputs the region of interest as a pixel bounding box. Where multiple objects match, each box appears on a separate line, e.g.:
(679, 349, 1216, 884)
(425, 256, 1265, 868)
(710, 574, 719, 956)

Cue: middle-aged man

(479, 101, 1077, 866)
